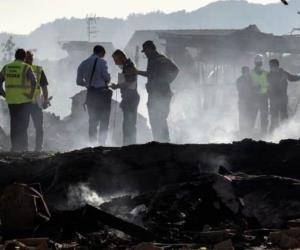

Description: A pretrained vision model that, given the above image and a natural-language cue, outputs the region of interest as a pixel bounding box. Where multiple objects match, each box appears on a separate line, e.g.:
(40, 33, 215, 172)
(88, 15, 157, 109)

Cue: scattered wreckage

(0, 140, 300, 249)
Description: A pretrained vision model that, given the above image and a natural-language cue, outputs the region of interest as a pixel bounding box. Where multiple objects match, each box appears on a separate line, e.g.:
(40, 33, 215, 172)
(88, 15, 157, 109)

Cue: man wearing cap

(251, 54, 269, 134)
(137, 41, 179, 142)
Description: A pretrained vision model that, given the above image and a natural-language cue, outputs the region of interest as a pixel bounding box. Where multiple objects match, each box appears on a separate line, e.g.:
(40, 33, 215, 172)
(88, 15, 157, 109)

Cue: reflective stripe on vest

(32, 65, 43, 101)
(3, 60, 32, 104)
(252, 71, 268, 94)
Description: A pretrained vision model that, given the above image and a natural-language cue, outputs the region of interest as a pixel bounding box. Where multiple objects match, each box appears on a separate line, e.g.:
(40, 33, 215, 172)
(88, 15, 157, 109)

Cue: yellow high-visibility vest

(31, 65, 43, 101)
(2, 60, 32, 104)
(251, 70, 268, 95)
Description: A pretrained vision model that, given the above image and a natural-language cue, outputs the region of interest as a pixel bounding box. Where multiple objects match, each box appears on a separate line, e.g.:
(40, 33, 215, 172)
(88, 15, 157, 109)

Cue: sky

(0, 0, 278, 34)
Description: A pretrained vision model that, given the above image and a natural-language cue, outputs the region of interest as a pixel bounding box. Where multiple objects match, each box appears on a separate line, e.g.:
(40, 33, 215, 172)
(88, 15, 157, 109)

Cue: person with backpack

(76, 45, 112, 146)
(137, 41, 179, 142)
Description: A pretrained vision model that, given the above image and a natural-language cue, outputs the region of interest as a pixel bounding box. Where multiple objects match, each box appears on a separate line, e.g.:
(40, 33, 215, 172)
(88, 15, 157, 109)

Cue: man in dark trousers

(25, 51, 51, 152)
(77, 45, 112, 146)
(251, 54, 269, 135)
(137, 41, 179, 142)
(267, 59, 300, 131)
(236, 66, 256, 137)
(0, 49, 37, 152)
(111, 50, 140, 146)
(111, 50, 140, 145)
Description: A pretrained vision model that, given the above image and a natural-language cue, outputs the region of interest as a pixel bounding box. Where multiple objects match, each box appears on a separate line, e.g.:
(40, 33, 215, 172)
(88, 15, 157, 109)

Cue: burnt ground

(0, 140, 300, 249)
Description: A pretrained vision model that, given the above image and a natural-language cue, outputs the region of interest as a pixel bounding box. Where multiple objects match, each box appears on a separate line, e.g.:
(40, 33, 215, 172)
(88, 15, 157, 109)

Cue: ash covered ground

(0, 141, 300, 249)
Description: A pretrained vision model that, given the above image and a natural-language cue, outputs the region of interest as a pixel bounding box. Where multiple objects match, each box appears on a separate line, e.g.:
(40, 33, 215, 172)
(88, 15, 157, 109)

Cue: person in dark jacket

(111, 50, 140, 146)
(137, 41, 179, 142)
(236, 66, 257, 136)
(268, 59, 300, 131)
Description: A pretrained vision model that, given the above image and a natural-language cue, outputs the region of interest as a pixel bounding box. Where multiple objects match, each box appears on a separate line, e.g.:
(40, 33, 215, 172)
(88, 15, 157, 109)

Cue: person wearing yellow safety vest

(25, 51, 50, 152)
(251, 54, 269, 135)
(0, 49, 37, 152)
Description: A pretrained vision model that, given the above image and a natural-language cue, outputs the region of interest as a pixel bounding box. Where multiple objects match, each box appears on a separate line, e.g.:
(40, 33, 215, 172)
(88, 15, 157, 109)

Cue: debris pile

(0, 141, 299, 249)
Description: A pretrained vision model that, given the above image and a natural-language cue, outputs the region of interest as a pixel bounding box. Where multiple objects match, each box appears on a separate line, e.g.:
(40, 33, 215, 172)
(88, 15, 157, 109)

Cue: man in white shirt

(77, 45, 112, 146)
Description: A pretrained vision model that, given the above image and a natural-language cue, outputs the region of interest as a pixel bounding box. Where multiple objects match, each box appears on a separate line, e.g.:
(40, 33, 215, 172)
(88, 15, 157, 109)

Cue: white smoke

(65, 184, 105, 210)
(266, 119, 300, 143)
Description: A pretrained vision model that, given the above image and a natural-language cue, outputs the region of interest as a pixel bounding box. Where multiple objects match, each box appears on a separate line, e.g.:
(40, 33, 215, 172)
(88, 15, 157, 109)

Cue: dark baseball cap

(142, 40, 156, 52)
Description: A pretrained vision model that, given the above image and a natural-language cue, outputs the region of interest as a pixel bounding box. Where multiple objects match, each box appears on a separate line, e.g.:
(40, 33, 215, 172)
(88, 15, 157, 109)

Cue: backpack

(157, 55, 179, 84)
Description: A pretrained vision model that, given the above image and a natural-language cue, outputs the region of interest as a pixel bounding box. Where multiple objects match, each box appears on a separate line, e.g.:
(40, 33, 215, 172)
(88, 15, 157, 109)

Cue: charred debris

(0, 140, 299, 249)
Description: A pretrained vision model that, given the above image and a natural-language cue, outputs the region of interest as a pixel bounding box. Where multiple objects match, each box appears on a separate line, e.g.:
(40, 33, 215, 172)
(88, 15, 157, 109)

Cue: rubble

(270, 228, 300, 249)
(0, 141, 299, 248)
(0, 183, 50, 239)
(3, 238, 49, 250)
(213, 239, 234, 250)
(131, 243, 162, 250)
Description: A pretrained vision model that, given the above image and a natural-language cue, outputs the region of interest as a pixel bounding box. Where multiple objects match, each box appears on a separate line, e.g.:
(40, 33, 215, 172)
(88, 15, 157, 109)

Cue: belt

(88, 86, 108, 91)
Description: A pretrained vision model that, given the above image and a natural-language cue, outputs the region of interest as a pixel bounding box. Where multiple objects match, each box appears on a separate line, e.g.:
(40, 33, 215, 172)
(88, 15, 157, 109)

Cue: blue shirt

(76, 54, 111, 88)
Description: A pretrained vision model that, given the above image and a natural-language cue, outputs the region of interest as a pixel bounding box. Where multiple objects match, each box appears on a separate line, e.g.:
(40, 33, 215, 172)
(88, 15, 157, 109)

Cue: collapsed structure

(0, 141, 300, 249)
(125, 25, 300, 142)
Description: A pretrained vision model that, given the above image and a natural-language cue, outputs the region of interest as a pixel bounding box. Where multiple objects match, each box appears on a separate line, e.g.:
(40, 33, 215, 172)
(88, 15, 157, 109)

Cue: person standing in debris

(267, 59, 300, 131)
(137, 41, 179, 142)
(111, 50, 140, 146)
(0, 48, 37, 152)
(25, 51, 51, 152)
(76, 45, 112, 146)
(251, 54, 269, 135)
(236, 66, 256, 136)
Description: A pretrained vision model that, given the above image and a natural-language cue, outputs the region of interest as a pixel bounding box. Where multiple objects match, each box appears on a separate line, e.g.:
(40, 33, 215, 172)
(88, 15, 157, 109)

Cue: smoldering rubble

(0, 141, 300, 249)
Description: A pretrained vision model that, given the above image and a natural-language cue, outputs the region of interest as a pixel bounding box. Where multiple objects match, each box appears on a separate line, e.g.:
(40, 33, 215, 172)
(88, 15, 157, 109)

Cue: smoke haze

(1, 0, 300, 151)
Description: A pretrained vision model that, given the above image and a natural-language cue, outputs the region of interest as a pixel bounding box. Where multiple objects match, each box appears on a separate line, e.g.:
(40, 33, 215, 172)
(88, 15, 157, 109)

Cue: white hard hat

(254, 54, 264, 63)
